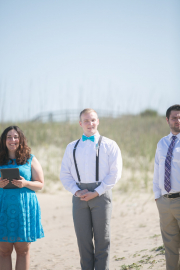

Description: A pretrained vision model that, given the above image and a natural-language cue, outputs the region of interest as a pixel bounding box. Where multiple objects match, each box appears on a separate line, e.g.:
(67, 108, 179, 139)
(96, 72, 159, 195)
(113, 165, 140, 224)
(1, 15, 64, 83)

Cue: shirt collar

(82, 131, 100, 143)
(94, 131, 100, 143)
(169, 132, 180, 141)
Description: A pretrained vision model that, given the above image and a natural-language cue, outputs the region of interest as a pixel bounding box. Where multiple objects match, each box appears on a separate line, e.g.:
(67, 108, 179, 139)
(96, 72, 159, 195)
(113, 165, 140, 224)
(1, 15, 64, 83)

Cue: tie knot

(172, 136, 177, 141)
(82, 135, 95, 142)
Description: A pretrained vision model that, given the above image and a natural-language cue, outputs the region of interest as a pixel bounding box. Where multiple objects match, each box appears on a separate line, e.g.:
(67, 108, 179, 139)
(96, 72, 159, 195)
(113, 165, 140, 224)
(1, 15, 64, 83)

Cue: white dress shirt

(153, 132, 180, 199)
(60, 131, 122, 196)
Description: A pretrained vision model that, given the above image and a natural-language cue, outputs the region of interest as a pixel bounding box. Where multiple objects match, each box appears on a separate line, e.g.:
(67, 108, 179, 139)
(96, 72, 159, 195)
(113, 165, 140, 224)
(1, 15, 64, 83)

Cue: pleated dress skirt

(0, 155, 44, 243)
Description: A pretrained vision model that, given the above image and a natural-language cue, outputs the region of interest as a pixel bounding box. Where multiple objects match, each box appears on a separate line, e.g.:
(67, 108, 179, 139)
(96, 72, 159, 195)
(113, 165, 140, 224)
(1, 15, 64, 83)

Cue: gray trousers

(72, 183, 112, 270)
(156, 196, 180, 270)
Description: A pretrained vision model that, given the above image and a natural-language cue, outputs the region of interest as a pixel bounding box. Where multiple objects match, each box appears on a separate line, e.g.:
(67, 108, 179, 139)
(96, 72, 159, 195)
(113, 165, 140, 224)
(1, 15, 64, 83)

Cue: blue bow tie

(82, 135, 95, 142)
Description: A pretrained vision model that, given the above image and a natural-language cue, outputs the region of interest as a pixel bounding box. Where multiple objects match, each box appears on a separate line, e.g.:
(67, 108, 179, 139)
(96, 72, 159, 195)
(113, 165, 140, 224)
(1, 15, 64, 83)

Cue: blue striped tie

(164, 136, 177, 193)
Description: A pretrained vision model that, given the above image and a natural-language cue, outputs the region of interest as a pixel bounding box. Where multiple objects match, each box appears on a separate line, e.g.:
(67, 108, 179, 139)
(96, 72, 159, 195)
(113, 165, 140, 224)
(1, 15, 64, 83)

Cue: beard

(171, 125, 180, 134)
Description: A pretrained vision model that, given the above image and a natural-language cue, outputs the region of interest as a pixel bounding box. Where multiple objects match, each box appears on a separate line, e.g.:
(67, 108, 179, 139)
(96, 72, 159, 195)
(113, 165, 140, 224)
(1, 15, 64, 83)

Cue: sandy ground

(12, 191, 165, 270)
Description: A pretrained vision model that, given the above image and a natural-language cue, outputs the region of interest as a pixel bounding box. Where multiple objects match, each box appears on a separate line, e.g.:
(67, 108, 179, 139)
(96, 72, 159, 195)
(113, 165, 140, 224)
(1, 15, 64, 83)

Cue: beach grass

(0, 114, 169, 193)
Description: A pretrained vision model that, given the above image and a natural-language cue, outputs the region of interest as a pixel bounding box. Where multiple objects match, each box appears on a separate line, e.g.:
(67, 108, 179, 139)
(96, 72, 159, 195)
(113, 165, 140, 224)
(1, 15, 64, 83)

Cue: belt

(164, 192, 180, 198)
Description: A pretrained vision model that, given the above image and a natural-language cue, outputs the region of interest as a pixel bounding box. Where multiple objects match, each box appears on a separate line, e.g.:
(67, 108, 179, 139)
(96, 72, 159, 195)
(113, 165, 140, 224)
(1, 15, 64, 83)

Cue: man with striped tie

(153, 104, 180, 270)
(60, 108, 122, 270)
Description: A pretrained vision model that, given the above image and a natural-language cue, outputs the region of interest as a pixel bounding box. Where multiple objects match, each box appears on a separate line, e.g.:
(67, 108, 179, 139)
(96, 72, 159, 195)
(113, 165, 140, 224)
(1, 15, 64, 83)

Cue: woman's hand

(11, 176, 27, 188)
(0, 177, 9, 188)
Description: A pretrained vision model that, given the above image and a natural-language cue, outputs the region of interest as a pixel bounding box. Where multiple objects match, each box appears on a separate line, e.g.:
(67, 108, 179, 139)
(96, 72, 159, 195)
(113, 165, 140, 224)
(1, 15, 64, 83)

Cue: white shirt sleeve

(95, 141, 122, 196)
(153, 148, 161, 199)
(60, 145, 80, 195)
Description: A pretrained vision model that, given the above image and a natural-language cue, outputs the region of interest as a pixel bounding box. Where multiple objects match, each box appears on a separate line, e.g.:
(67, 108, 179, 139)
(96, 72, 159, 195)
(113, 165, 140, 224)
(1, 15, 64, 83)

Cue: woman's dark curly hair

(0, 126, 31, 165)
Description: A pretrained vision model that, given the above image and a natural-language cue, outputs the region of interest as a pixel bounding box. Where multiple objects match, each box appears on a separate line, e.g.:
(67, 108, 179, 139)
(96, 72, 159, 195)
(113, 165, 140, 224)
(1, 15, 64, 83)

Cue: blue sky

(0, 0, 179, 121)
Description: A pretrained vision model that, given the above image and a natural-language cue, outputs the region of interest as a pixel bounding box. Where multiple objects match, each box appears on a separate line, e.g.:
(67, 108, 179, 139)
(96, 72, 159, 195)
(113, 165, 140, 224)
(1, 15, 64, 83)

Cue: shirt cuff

(94, 184, 105, 196)
(72, 186, 81, 196)
(154, 191, 161, 200)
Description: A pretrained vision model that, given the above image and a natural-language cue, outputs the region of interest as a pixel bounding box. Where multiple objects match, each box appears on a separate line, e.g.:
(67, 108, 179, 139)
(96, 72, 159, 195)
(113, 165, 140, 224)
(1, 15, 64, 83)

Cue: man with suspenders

(60, 108, 122, 270)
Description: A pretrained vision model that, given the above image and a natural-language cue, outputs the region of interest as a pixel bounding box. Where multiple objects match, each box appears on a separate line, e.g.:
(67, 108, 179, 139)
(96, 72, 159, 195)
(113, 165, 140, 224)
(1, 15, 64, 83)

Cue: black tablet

(0, 168, 20, 189)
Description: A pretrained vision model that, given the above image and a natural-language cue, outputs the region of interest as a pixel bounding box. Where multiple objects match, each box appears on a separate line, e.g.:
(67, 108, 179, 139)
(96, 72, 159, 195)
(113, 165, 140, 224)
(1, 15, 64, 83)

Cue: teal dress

(0, 154, 44, 243)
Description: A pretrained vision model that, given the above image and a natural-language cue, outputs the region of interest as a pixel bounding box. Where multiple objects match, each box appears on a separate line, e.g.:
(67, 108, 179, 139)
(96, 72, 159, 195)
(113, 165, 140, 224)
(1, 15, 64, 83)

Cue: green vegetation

(150, 234, 161, 239)
(140, 109, 158, 117)
(0, 115, 169, 192)
(117, 246, 165, 269)
(114, 256, 125, 261)
(151, 245, 165, 255)
(120, 263, 142, 270)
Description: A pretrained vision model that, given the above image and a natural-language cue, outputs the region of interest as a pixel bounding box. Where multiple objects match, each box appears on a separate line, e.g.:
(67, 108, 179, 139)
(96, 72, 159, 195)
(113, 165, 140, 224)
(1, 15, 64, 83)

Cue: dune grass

(0, 115, 169, 193)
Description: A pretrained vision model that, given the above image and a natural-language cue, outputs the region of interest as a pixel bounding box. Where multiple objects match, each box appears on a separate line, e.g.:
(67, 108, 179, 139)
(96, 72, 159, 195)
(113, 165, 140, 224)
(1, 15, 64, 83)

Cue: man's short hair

(166, 104, 180, 119)
(79, 109, 98, 120)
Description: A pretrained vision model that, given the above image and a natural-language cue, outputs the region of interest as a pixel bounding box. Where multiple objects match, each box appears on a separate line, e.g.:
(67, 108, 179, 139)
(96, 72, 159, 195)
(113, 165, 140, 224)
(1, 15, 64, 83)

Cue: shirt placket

(84, 140, 91, 182)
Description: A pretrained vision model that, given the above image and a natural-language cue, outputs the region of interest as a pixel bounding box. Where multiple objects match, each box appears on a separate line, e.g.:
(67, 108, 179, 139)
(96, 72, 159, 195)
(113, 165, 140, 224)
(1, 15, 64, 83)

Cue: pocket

(104, 190, 112, 203)
(173, 148, 180, 163)
(155, 196, 162, 205)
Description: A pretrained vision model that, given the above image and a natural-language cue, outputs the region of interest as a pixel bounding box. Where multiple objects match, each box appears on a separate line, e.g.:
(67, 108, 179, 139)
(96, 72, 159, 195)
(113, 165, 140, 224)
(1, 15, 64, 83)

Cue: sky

(0, 0, 180, 122)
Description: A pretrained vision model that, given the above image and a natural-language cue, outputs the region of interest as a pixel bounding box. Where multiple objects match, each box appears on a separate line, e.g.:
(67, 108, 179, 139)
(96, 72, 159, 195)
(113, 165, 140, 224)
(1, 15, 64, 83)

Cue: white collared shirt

(60, 131, 122, 196)
(153, 132, 180, 199)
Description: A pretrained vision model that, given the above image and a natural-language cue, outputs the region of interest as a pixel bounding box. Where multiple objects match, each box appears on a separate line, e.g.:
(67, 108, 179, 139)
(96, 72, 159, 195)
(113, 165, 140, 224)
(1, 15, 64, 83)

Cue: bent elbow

(37, 182, 44, 191)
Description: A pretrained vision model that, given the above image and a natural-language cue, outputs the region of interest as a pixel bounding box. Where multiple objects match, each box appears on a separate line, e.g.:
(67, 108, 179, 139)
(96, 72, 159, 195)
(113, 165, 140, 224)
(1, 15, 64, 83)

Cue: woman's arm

(12, 157, 44, 191)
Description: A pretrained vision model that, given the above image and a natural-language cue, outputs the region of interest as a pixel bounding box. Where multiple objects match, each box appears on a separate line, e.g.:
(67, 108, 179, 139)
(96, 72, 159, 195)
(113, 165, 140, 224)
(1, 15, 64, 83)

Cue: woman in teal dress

(0, 126, 44, 270)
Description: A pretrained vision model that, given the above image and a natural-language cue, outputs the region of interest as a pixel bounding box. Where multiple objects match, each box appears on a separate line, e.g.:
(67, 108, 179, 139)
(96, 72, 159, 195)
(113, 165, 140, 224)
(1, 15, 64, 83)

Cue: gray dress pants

(72, 183, 112, 270)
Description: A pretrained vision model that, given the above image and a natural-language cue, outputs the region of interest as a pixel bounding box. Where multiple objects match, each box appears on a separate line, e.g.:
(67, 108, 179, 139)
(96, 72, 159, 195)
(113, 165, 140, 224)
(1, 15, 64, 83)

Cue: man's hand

(75, 189, 88, 197)
(0, 177, 9, 188)
(80, 191, 99, 202)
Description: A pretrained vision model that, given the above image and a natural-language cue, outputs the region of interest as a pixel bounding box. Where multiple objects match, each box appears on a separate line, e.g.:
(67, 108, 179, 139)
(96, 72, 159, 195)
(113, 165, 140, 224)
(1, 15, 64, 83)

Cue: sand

(12, 191, 165, 270)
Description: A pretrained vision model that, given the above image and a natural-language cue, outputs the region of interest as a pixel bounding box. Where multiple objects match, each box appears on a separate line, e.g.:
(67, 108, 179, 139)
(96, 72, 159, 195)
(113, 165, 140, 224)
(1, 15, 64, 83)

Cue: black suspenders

(96, 136, 103, 182)
(73, 136, 103, 184)
(73, 139, 81, 182)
